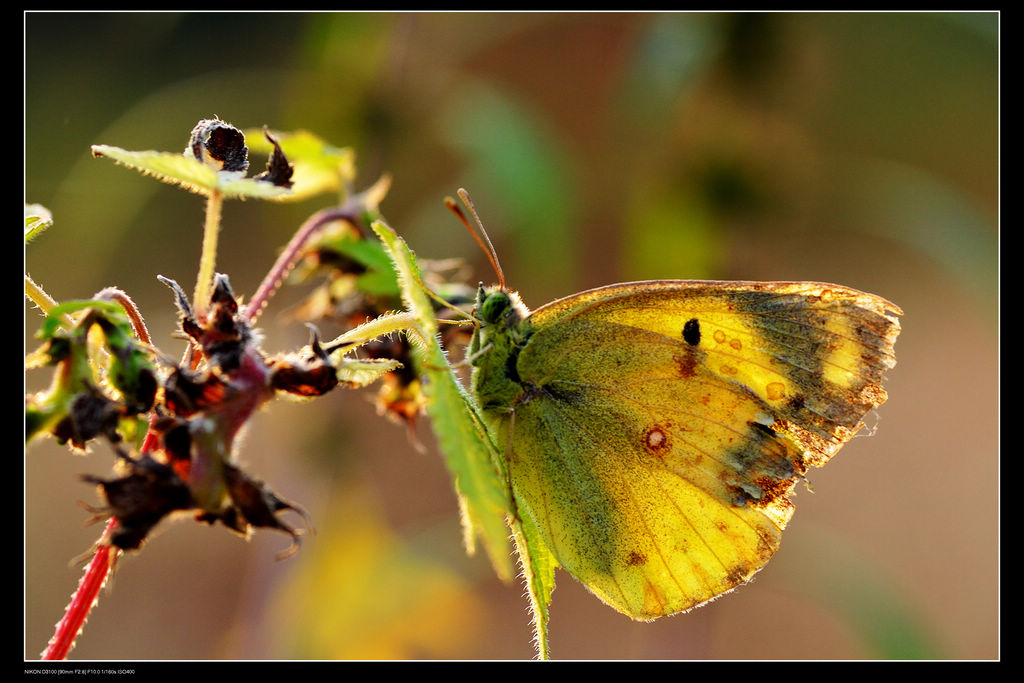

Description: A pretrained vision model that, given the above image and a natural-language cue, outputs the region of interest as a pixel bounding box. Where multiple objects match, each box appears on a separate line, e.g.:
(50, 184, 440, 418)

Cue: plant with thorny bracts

(26, 119, 464, 659)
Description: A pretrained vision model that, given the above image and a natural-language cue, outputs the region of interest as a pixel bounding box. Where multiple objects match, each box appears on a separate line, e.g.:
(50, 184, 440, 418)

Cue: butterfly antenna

(446, 188, 505, 290)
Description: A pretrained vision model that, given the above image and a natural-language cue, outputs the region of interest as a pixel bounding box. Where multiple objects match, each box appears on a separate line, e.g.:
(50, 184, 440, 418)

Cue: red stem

(39, 292, 163, 660)
(40, 421, 164, 660)
(41, 199, 366, 658)
(243, 205, 361, 324)
(39, 202, 357, 659)
(94, 287, 152, 345)
(40, 523, 119, 660)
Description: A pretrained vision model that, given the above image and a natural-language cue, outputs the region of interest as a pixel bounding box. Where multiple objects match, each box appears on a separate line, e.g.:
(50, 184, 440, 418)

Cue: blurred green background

(25, 12, 997, 660)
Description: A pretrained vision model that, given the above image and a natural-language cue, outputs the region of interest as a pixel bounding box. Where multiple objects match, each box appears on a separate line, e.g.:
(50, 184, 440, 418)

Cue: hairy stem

(25, 273, 59, 313)
(40, 527, 119, 660)
(39, 289, 159, 660)
(25, 274, 80, 334)
(95, 287, 152, 345)
(243, 205, 362, 324)
(41, 414, 165, 660)
(193, 189, 223, 318)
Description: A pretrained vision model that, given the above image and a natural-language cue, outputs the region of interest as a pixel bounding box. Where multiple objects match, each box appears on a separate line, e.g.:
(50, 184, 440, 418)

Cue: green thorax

(470, 286, 534, 416)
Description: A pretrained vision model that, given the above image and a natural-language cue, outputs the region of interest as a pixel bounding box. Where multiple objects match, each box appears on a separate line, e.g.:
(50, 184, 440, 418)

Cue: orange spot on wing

(644, 425, 670, 455)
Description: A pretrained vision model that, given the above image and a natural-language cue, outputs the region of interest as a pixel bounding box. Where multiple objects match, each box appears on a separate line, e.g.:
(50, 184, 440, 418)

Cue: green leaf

(332, 357, 403, 387)
(334, 233, 402, 298)
(511, 509, 558, 659)
(90, 144, 292, 200)
(373, 220, 561, 658)
(37, 298, 127, 340)
(371, 220, 514, 583)
(24, 204, 53, 243)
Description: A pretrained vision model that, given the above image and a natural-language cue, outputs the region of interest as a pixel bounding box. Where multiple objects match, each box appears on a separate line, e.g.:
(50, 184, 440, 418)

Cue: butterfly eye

(479, 291, 511, 325)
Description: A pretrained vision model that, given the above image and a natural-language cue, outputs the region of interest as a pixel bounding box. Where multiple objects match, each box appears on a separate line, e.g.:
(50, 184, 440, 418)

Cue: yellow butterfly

(456, 192, 902, 620)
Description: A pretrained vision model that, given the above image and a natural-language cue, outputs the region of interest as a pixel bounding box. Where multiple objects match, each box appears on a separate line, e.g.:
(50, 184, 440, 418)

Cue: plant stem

(95, 287, 152, 345)
(25, 274, 79, 332)
(25, 273, 59, 313)
(38, 291, 160, 660)
(37, 199, 362, 659)
(41, 417, 165, 660)
(193, 189, 223, 318)
(243, 205, 361, 324)
(40, 526, 119, 660)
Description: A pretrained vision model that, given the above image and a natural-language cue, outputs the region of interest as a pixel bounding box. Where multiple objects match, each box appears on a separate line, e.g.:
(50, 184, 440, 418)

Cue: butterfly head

(475, 285, 528, 328)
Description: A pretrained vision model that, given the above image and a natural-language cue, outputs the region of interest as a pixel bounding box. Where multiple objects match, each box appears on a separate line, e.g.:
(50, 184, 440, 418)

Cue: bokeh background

(25, 12, 997, 660)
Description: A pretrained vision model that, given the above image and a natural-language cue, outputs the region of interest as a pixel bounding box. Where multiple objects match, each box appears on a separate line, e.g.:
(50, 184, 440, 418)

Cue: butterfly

(453, 191, 902, 620)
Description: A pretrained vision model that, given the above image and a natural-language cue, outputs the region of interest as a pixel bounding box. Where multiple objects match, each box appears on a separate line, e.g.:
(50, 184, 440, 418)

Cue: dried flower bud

(185, 118, 249, 174)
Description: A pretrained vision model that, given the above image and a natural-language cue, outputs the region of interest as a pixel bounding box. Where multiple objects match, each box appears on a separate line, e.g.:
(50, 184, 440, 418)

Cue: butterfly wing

(492, 280, 900, 620)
